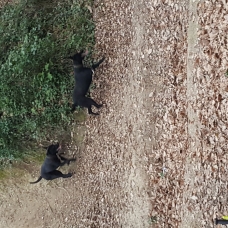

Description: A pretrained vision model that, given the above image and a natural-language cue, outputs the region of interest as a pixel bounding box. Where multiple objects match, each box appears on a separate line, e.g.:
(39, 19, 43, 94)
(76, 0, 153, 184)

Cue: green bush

(0, 0, 95, 160)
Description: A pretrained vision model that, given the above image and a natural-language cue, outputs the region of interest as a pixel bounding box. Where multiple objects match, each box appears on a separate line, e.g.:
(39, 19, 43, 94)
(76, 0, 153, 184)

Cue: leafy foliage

(0, 0, 95, 160)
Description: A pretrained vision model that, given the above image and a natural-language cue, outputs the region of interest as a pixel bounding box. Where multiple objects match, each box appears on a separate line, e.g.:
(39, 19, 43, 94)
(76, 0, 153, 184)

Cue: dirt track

(0, 0, 228, 227)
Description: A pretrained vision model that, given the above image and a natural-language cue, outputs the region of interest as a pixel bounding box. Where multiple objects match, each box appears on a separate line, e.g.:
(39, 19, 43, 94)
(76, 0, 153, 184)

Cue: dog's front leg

(66, 158, 76, 165)
(92, 57, 105, 70)
(47, 170, 73, 180)
(59, 155, 76, 165)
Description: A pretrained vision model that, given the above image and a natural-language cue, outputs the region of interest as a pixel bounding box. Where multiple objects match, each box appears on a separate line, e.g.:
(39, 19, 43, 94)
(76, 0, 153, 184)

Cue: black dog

(69, 50, 105, 115)
(30, 143, 76, 184)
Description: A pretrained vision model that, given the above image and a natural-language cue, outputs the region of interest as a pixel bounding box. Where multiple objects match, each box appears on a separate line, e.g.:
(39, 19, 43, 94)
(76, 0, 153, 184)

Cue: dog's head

(45, 143, 61, 157)
(68, 50, 89, 66)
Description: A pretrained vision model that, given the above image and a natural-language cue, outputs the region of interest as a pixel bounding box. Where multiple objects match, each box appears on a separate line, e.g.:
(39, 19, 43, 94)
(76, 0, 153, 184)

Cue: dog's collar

(73, 65, 83, 69)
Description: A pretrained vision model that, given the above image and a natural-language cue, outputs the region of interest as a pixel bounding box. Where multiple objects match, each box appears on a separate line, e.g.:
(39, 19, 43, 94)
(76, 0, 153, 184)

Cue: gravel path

(0, 1, 228, 227)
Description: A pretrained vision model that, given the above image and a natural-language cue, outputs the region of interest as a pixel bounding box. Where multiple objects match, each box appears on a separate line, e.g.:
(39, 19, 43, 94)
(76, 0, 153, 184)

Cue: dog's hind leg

(88, 98, 102, 109)
(92, 57, 105, 70)
(86, 98, 103, 115)
(45, 170, 73, 180)
(88, 106, 99, 115)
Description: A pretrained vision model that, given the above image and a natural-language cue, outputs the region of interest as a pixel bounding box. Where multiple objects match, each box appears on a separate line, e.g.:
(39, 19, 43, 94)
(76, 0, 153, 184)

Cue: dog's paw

(67, 158, 76, 165)
(92, 112, 100, 116)
(67, 173, 73, 177)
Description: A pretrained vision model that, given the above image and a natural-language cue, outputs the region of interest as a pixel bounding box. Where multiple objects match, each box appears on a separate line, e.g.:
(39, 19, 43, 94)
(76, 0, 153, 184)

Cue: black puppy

(69, 50, 105, 115)
(30, 143, 76, 184)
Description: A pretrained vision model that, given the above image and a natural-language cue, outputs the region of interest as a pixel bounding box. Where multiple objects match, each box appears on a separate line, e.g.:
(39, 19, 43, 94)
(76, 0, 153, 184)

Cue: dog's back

(69, 50, 104, 115)
(41, 155, 60, 175)
(30, 143, 75, 184)
(74, 68, 93, 96)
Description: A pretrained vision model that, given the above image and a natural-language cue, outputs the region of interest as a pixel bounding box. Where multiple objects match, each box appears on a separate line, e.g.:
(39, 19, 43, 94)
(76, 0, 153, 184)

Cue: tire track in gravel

(90, 0, 154, 226)
(121, 0, 152, 227)
(180, 0, 202, 228)
(181, 0, 203, 227)
(1, 1, 213, 227)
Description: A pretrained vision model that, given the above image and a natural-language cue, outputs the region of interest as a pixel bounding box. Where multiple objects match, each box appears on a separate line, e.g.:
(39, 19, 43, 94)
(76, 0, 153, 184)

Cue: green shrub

(0, 0, 95, 160)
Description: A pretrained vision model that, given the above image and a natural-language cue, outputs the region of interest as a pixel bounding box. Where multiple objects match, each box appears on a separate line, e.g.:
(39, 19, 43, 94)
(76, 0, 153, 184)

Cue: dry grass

(0, 0, 14, 8)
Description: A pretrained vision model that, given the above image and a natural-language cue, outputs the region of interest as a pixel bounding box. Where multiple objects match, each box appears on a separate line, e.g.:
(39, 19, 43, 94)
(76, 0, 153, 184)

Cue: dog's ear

(46, 145, 55, 156)
(46, 143, 60, 156)
(46, 146, 51, 156)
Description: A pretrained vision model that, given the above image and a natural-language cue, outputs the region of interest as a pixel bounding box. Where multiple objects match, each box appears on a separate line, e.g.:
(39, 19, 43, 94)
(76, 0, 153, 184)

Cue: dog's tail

(30, 176, 42, 184)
